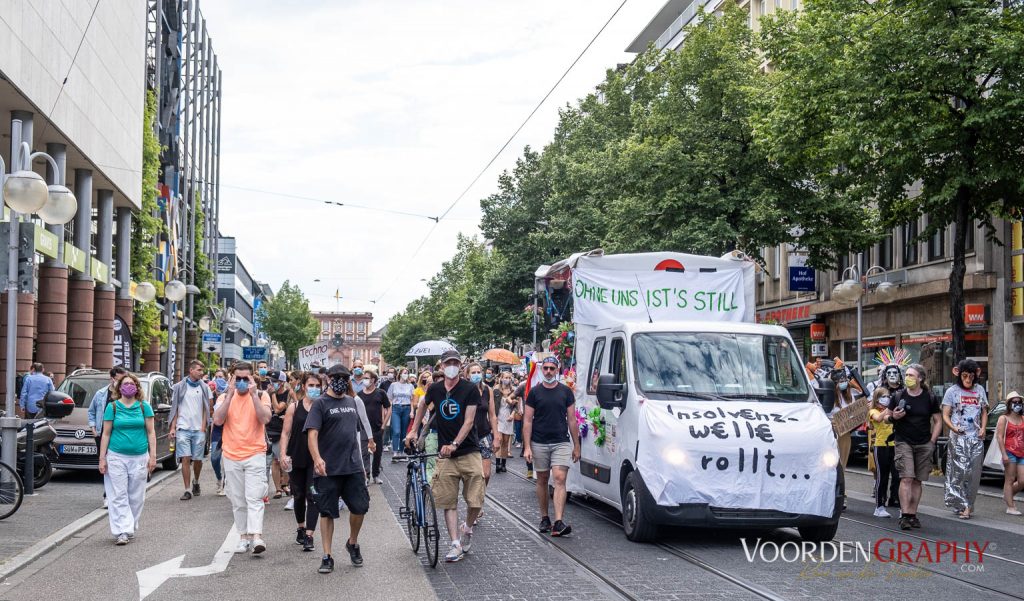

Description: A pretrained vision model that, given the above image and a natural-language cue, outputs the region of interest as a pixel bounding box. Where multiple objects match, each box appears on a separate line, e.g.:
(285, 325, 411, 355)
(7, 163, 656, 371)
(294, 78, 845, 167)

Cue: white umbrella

(405, 340, 457, 357)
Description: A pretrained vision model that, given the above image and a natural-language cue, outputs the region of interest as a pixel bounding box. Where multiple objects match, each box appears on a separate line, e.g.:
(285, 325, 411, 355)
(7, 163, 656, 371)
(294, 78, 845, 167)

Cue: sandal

(958, 511, 971, 520)
(273, 492, 283, 499)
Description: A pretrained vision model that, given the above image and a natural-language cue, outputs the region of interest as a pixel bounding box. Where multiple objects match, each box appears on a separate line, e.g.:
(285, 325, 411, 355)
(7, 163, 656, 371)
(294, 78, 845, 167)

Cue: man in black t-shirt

(408, 350, 482, 563)
(524, 356, 580, 537)
(357, 371, 391, 483)
(306, 364, 375, 574)
(890, 363, 941, 531)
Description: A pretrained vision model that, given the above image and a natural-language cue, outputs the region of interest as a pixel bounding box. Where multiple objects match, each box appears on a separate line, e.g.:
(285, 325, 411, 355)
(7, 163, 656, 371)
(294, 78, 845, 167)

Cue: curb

(0, 468, 178, 582)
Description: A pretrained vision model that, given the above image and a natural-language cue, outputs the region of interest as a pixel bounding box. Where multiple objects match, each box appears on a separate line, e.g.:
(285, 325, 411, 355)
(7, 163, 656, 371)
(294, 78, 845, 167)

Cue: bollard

(24, 421, 34, 495)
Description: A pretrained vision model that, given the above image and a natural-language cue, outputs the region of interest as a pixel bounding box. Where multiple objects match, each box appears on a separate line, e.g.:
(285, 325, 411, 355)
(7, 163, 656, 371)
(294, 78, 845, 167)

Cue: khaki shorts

(531, 442, 573, 472)
(895, 441, 934, 481)
(432, 452, 485, 510)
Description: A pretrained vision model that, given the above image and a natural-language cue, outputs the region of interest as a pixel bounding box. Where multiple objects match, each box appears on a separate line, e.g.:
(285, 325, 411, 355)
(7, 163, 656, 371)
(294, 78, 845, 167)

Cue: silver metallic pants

(943, 433, 983, 511)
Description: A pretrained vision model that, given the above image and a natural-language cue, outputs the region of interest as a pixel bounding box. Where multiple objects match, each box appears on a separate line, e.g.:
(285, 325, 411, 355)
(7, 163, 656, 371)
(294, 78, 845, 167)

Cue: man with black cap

(306, 364, 375, 574)
(408, 349, 482, 563)
(524, 356, 580, 537)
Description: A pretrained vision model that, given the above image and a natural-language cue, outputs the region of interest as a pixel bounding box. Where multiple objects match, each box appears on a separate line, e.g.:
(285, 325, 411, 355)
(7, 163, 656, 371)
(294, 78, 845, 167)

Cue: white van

(537, 250, 843, 542)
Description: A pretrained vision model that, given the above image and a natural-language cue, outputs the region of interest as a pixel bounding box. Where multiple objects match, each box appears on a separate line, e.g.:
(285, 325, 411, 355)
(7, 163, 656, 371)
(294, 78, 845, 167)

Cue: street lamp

(240, 337, 251, 347)
(1, 139, 78, 475)
(832, 253, 898, 374)
(257, 336, 268, 348)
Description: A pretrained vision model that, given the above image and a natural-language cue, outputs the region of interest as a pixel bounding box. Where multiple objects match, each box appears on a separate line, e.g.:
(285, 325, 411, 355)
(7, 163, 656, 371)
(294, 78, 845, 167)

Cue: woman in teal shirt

(99, 373, 157, 545)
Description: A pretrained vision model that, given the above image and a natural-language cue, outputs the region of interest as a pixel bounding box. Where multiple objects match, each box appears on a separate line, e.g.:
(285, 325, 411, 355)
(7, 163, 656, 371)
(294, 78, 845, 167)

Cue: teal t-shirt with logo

(103, 400, 154, 456)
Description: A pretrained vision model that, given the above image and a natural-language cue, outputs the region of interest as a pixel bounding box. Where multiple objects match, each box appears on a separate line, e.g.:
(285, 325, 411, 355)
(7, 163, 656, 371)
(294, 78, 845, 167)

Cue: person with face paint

(387, 368, 415, 462)
(868, 387, 899, 517)
(169, 360, 213, 500)
(98, 373, 157, 545)
(941, 359, 988, 520)
(891, 363, 942, 530)
(995, 391, 1024, 515)
(214, 362, 273, 554)
(280, 373, 323, 551)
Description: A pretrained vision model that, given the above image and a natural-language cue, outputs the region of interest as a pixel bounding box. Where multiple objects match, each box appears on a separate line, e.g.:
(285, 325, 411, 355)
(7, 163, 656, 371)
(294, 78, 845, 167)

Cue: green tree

(379, 298, 436, 366)
(256, 281, 320, 365)
(759, 0, 1024, 361)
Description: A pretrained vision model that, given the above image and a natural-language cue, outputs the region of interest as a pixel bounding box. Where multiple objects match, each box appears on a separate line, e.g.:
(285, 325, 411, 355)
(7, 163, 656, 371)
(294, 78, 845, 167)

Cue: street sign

(788, 254, 816, 292)
(242, 346, 268, 361)
(201, 332, 223, 354)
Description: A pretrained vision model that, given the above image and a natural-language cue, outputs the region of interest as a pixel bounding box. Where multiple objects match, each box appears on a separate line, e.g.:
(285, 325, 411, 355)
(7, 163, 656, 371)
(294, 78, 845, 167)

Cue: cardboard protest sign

(572, 267, 747, 327)
(635, 400, 839, 518)
(298, 342, 330, 370)
(830, 396, 871, 436)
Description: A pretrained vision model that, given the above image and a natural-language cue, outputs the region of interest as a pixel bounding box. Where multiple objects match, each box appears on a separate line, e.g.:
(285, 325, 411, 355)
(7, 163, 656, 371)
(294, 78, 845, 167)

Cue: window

(877, 234, 893, 270)
(357, 322, 366, 333)
(902, 220, 918, 266)
(928, 216, 945, 261)
(610, 338, 627, 385)
(773, 246, 781, 280)
(587, 338, 607, 395)
(346, 321, 354, 332)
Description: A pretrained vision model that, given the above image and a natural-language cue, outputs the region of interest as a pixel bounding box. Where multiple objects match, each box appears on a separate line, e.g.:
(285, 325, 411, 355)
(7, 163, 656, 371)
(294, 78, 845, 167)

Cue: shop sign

(810, 322, 826, 341)
(92, 258, 109, 284)
(788, 255, 816, 292)
(902, 332, 952, 345)
(964, 304, 987, 327)
(811, 343, 829, 357)
(862, 338, 896, 349)
(757, 304, 813, 325)
(33, 227, 59, 260)
(64, 244, 87, 273)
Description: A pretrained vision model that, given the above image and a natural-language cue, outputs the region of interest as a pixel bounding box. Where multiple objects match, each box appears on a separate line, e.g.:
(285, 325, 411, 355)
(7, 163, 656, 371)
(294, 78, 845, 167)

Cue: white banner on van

(572, 267, 747, 327)
(636, 400, 838, 518)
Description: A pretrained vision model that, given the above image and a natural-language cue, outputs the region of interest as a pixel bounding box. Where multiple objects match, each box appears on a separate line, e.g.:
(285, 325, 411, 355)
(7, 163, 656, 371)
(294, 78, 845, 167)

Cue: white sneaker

(217, 482, 227, 497)
(102, 498, 108, 509)
(234, 540, 251, 554)
(251, 538, 266, 554)
(444, 541, 464, 562)
(374, 477, 383, 485)
(1006, 508, 1023, 516)
(459, 522, 473, 553)
(338, 499, 347, 513)
(284, 498, 294, 511)
(873, 506, 891, 518)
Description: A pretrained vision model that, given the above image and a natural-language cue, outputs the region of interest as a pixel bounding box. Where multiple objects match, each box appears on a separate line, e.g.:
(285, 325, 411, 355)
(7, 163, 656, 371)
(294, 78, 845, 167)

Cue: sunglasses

(541, 366, 557, 372)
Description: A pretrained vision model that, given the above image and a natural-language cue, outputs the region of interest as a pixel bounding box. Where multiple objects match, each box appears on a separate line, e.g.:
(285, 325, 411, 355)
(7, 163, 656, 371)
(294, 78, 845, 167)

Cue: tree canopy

(256, 281, 320, 365)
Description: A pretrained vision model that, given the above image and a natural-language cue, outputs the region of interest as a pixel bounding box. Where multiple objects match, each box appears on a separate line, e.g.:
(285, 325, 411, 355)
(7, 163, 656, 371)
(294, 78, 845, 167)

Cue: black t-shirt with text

(893, 389, 940, 445)
(425, 379, 481, 458)
(303, 394, 364, 476)
(526, 383, 575, 444)
(358, 388, 391, 432)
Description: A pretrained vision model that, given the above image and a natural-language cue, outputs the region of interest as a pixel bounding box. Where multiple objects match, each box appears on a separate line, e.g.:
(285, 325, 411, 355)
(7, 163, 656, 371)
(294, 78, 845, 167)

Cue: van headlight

(821, 449, 839, 468)
(662, 447, 689, 467)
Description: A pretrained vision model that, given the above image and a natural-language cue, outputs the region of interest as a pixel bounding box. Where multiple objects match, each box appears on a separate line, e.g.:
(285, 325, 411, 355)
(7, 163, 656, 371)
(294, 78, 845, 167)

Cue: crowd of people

(89, 351, 580, 571)
(811, 356, 1024, 530)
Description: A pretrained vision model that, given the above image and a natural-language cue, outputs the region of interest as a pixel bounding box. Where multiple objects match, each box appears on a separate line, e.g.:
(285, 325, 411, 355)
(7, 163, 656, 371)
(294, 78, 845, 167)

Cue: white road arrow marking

(136, 525, 239, 600)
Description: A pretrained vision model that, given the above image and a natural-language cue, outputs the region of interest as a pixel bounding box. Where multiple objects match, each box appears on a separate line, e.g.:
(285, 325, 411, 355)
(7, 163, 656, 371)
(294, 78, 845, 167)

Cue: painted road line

(137, 525, 239, 600)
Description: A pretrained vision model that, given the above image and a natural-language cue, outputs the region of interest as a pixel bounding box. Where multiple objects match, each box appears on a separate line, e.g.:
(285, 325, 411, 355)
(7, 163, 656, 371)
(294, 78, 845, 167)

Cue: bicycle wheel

(405, 474, 420, 553)
(0, 461, 24, 520)
(422, 484, 439, 568)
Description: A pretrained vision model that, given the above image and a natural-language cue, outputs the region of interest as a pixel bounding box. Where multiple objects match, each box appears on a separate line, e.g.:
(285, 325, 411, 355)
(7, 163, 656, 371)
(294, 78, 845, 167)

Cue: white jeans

(223, 454, 267, 535)
(103, 451, 148, 537)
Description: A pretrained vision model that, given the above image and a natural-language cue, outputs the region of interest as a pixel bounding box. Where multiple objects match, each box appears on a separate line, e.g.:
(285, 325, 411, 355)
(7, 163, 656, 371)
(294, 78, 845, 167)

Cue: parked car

(850, 423, 869, 459)
(52, 369, 177, 471)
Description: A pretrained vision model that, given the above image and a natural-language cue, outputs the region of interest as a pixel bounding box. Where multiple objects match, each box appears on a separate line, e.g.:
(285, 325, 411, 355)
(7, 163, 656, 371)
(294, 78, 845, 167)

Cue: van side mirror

(596, 374, 624, 410)
(43, 391, 76, 419)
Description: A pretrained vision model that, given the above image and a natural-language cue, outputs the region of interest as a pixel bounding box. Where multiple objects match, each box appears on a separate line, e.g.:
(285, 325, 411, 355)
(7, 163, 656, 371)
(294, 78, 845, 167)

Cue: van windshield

(633, 332, 809, 402)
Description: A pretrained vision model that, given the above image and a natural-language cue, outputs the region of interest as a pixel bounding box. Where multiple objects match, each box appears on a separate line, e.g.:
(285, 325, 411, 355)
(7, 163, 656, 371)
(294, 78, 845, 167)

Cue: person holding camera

(890, 363, 941, 530)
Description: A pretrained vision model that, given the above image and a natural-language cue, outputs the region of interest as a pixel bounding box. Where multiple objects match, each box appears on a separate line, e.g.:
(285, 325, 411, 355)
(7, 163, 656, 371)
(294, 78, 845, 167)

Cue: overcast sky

(200, 0, 662, 329)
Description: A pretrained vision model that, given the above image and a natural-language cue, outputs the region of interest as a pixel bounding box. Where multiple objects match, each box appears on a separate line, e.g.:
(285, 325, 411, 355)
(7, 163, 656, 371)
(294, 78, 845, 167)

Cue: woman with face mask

(995, 391, 1024, 516)
(494, 372, 518, 473)
(98, 374, 157, 545)
(279, 373, 323, 551)
(868, 388, 899, 517)
(830, 367, 855, 510)
(468, 363, 500, 496)
(941, 359, 988, 519)
(387, 369, 415, 462)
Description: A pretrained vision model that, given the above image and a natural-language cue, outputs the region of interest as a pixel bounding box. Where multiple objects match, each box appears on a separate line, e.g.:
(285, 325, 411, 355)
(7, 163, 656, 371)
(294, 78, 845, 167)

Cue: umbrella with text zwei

(482, 348, 519, 365)
(405, 340, 457, 357)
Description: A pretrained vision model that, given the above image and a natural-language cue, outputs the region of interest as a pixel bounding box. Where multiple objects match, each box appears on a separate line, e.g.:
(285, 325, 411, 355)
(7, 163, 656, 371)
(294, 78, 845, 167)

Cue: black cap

(440, 350, 461, 364)
(327, 364, 350, 378)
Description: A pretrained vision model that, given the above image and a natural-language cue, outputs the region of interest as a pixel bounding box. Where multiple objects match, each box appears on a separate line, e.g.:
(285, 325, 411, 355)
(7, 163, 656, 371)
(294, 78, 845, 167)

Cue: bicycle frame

(407, 453, 438, 528)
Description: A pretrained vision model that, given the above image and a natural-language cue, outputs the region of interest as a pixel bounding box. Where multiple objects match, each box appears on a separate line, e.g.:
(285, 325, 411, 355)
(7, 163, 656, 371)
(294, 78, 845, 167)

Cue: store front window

(901, 330, 988, 398)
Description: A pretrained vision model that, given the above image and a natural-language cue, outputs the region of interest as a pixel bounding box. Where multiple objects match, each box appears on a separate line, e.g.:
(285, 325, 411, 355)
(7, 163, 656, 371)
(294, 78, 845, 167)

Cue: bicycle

(0, 460, 24, 520)
(399, 452, 440, 567)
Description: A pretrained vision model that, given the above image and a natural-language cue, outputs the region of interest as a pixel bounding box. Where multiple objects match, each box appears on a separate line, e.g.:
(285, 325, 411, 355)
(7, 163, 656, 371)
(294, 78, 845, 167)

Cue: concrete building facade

(313, 311, 383, 370)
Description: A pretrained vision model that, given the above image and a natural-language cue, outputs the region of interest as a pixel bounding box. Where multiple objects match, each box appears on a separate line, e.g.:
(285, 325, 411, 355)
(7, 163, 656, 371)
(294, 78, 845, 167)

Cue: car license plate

(60, 445, 97, 455)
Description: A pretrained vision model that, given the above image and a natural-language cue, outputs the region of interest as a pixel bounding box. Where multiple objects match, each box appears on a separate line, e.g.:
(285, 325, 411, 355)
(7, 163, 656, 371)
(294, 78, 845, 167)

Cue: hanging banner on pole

(571, 267, 747, 327)
(113, 315, 133, 368)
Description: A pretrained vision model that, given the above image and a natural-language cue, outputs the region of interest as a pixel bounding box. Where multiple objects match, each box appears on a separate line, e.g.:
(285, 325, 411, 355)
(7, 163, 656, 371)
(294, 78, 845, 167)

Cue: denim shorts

(174, 429, 206, 460)
(1008, 451, 1023, 465)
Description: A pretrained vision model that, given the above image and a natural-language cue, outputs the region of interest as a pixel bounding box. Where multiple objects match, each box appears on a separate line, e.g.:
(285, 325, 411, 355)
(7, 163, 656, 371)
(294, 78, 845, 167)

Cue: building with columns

(0, 1, 147, 390)
(312, 311, 384, 371)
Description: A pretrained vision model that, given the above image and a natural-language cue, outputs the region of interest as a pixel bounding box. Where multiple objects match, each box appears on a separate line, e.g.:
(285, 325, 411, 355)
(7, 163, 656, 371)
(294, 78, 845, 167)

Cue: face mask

(120, 383, 138, 397)
(236, 379, 250, 394)
(329, 378, 347, 395)
(401, 373, 410, 382)
(543, 375, 558, 385)
(485, 374, 494, 382)
(470, 373, 483, 384)
(878, 397, 891, 408)
(387, 373, 395, 380)
(307, 388, 321, 399)
(501, 379, 511, 386)
(214, 377, 227, 392)
(904, 376, 918, 388)
(353, 368, 363, 376)
(443, 365, 460, 379)
(838, 381, 849, 391)
(1011, 403, 1023, 415)
(258, 368, 268, 377)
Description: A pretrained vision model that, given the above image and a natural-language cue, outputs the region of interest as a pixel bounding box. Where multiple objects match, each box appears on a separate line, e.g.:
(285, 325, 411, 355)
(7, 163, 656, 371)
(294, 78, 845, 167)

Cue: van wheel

(798, 522, 838, 542)
(622, 471, 657, 542)
(161, 454, 178, 471)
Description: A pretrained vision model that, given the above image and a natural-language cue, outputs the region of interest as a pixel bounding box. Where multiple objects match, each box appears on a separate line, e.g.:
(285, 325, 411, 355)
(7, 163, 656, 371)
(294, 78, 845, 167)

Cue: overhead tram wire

(370, 0, 630, 305)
